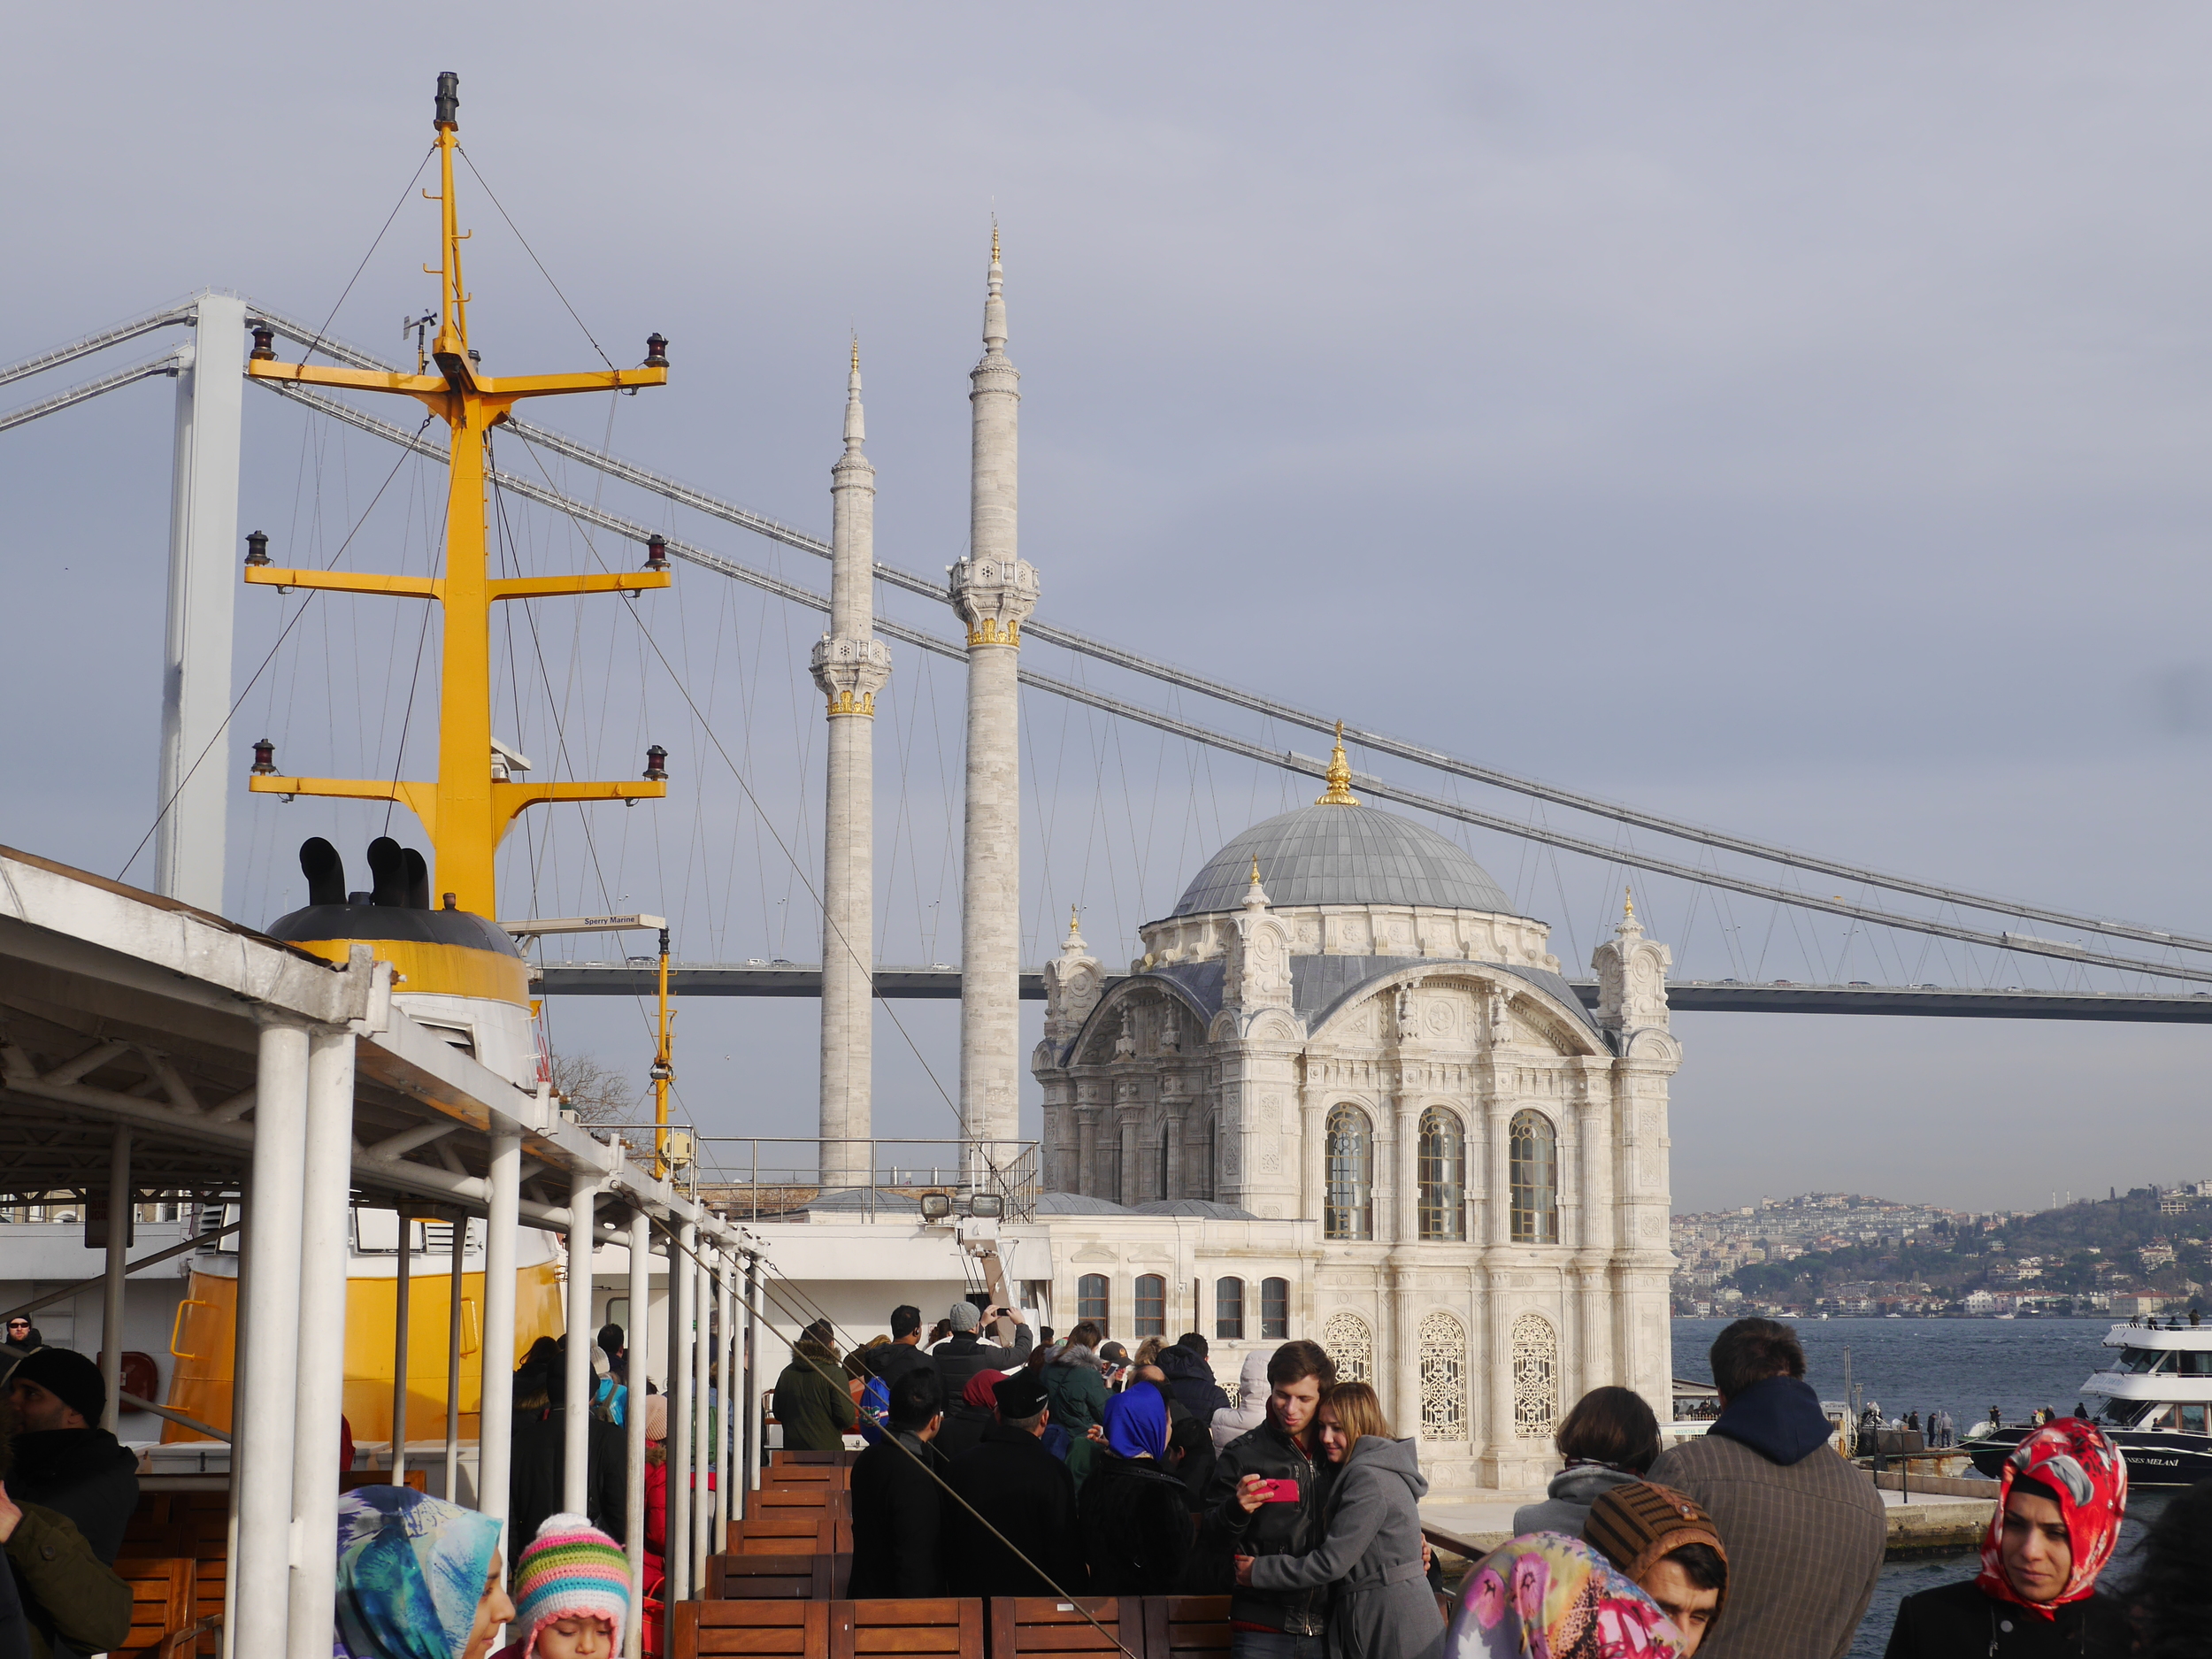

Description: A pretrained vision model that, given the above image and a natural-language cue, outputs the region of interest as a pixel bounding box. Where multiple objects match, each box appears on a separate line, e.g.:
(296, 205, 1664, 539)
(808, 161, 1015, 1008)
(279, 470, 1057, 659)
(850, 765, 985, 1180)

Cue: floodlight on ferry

(918, 1192, 954, 1221)
(968, 1194, 1003, 1219)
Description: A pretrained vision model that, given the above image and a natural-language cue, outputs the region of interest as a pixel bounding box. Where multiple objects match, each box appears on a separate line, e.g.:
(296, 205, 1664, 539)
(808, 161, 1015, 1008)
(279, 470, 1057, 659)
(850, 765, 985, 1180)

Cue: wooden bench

(122, 1491, 230, 1655)
(726, 1516, 848, 1556)
(772, 1448, 859, 1468)
(703, 1546, 849, 1600)
(674, 1599, 829, 1659)
(764, 1463, 852, 1492)
(1135, 1597, 1232, 1659)
(987, 1597, 1141, 1659)
(745, 1480, 852, 1522)
(112, 1557, 220, 1659)
(831, 1598, 983, 1659)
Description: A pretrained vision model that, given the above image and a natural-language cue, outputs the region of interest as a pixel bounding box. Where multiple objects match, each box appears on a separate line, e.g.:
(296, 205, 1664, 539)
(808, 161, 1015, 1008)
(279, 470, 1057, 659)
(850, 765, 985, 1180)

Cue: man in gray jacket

(1647, 1318, 1884, 1659)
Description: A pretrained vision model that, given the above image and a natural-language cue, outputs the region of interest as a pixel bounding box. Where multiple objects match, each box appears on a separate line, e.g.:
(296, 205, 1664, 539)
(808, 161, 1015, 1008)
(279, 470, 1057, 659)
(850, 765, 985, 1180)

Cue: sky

(4, 4, 2212, 1212)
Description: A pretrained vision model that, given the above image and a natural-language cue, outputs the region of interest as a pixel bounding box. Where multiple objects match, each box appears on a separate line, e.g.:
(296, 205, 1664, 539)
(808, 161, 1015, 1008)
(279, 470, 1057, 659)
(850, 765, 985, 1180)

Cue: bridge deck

(530, 964, 2212, 1022)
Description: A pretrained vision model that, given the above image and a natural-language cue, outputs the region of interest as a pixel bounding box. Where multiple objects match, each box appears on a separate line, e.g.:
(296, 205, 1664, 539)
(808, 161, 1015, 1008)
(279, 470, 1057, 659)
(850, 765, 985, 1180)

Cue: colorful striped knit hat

(512, 1512, 628, 1656)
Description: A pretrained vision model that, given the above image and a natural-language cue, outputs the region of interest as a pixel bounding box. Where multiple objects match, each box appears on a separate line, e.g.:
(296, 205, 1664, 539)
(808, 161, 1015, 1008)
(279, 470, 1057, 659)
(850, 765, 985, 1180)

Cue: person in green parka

(1042, 1324, 1110, 1487)
(771, 1320, 858, 1452)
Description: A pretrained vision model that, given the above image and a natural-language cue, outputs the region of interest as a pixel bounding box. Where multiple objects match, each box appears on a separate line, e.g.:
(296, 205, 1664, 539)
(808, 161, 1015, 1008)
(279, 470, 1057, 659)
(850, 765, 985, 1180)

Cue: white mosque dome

(1168, 803, 1517, 918)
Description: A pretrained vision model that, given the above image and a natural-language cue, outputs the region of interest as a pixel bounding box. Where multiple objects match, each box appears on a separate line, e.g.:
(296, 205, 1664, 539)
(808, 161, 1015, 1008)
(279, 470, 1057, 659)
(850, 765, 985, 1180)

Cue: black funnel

(300, 839, 347, 908)
(366, 838, 411, 907)
(403, 849, 432, 911)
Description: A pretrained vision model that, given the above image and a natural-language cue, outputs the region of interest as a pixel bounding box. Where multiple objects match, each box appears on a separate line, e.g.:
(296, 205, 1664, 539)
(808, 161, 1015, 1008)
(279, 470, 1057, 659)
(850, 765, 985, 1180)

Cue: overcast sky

(5, 4, 2212, 1213)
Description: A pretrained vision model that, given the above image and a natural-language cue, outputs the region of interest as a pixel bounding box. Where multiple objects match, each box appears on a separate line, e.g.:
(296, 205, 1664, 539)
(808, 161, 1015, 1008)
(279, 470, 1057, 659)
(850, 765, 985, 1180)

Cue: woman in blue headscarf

(334, 1486, 514, 1659)
(1079, 1384, 1194, 1594)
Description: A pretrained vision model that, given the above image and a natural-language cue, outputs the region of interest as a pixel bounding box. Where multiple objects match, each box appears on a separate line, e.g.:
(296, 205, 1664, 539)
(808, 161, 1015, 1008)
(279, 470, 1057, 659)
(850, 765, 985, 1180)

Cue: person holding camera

(1200, 1340, 1338, 1659)
(928, 1296, 1032, 1402)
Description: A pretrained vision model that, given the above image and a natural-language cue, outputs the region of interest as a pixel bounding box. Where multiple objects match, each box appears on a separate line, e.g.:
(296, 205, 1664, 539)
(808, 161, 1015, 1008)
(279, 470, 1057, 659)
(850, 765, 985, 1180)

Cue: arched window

(1261, 1278, 1290, 1340)
(1509, 1110, 1560, 1244)
(1510, 1312, 1560, 1437)
(1418, 1311, 1468, 1439)
(1322, 1310, 1372, 1384)
(1417, 1108, 1466, 1241)
(1077, 1274, 1110, 1331)
(1325, 1106, 1373, 1240)
(1134, 1274, 1167, 1337)
(1215, 1277, 1245, 1340)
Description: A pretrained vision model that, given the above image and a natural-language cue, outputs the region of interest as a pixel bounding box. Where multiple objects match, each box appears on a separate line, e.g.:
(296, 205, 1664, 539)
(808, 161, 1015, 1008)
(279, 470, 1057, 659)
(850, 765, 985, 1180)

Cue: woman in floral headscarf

(1884, 1416, 2130, 1656)
(334, 1486, 513, 1659)
(1447, 1533, 1686, 1659)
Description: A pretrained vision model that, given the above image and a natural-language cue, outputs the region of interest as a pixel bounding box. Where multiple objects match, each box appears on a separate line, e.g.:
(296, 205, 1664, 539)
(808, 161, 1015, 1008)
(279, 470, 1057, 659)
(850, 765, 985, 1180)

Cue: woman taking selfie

(1233, 1382, 1442, 1659)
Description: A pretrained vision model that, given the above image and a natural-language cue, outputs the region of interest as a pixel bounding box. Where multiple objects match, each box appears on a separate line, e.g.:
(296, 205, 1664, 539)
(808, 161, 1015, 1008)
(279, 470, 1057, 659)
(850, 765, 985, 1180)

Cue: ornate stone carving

(1324, 1311, 1373, 1384)
(1418, 1311, 1468, 1440)
(1041, 908, 1103, 1045)
(1593, 887, 1672, 1036)
(949, 554, 1040, 647)
(809, 633, 894, 716)
(1510, 1312, 1560, 1438)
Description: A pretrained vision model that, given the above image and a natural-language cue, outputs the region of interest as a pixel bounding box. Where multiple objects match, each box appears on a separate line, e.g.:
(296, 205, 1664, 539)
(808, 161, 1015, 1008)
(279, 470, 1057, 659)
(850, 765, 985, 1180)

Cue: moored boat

(1963, 1320, 2212, 1486)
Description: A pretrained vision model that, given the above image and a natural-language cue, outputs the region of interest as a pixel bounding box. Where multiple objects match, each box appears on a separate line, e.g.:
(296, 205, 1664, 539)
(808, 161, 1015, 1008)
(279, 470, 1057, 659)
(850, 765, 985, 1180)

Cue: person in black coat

(1079, 1386, 1192, 1596)
(941, 1370, 1087, 1597)
(4, 1348, 138, 1563)
(1156, 1338, 1232, 1425)
(872, 1305, 937, 1394)
(928, 1301, 1033, 1402)
(850, 1369, 950, 1598)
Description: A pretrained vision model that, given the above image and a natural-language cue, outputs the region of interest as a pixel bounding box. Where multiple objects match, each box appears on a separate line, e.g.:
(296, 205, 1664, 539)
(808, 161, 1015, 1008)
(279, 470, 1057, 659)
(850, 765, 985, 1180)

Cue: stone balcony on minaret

(810, 634, 893, 717)
(949, 554, 1040, 647)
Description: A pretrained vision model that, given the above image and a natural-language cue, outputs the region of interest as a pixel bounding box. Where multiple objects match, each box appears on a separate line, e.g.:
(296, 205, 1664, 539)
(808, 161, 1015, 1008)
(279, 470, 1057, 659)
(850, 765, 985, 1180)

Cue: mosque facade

(1026, 745, 1681, 1492)
(808, 237, 1679, 1495)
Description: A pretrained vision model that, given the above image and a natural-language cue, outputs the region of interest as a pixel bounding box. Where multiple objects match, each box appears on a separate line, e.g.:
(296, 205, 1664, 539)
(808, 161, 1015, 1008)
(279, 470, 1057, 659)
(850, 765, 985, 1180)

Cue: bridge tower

(812, 345, 892, 1187)
(951, 227, 1039, 1174)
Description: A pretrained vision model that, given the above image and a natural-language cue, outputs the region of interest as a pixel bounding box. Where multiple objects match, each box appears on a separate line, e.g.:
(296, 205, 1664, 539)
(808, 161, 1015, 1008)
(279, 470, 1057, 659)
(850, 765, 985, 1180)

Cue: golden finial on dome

(1624, 884, 1635, 921)
(992, 219, 1001, 265)
(851, 335, 861, 373)
(1251, 856, 1262, 884)
(1316, 720, 1360, 806)
(1068, 903, 1080, 934)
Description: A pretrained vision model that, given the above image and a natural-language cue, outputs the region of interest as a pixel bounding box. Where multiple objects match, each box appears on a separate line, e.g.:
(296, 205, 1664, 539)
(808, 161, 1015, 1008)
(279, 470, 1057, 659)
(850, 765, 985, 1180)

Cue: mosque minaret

(950, 228, 1038, 1160)
(810, 342, 892, 1186)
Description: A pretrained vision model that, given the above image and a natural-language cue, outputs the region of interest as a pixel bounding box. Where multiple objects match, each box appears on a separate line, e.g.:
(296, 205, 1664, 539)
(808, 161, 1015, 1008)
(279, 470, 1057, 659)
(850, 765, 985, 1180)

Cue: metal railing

(691, 1137, 1040, 1223)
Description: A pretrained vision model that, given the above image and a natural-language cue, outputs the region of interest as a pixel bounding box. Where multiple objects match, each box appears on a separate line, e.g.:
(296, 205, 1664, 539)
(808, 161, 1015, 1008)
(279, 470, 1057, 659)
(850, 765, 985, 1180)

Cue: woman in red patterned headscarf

(1884, 1416, 2130, 1655)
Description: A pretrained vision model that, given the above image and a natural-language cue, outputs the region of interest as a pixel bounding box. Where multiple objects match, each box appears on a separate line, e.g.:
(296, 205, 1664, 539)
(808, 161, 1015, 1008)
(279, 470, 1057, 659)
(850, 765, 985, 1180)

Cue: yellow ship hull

(164, 1260, 565, 1444)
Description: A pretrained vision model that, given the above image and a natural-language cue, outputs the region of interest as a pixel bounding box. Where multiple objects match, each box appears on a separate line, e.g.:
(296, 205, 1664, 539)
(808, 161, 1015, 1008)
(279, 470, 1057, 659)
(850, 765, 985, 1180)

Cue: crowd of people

(1471, 1317, 2212, 1657)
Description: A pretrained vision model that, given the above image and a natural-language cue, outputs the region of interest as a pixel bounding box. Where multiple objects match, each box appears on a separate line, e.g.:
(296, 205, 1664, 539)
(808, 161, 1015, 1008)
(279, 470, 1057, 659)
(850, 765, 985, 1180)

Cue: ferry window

(1216, 1278, 1245, 1340)
(1077, 1274, 1110, 1331)
(2184, 1405, 2207, 1435)
(2177, 1351, 2212, 1377)
(1417, 1108, 1466, 1241)
(1509, 1110, 1560, 1245)
(1134, 1275, 1167, 1338)
(1261, 1278, 1290, 1340)
(1325, 1107, 1374, 1240)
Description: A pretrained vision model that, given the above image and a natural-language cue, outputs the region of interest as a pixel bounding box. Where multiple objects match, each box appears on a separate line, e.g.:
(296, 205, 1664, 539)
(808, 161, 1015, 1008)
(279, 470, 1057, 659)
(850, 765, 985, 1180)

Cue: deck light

(644, 744, 668, 782)
(250, 738, 276, 775)
(645, 333, 669, 368)
(645, 534, 668, 572)
(249, 324, 276, 362)
(968, 1194, 1004, 1219)
(244, 530, 270, 567)
(918, 1192, 954, 1221)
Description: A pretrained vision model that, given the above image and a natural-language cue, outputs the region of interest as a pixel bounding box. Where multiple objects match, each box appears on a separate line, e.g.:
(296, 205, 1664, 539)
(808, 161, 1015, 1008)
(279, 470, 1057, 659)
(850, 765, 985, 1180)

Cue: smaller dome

(1171, 804, 1516, 918)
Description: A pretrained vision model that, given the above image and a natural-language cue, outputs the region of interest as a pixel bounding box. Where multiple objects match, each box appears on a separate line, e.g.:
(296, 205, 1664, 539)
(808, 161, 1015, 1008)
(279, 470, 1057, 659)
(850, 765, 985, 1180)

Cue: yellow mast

(650, 924, 674, 1174)
(243, 72, 671, 917)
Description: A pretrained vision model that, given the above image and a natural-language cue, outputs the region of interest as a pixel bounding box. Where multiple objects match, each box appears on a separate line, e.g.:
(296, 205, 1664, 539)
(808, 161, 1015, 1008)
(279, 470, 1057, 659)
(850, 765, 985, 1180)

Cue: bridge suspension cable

(0, 302, 196, 389)
(256, 376, 2212, 989)
(0, 350, 189, 434)
(236, 302, 2212, 961)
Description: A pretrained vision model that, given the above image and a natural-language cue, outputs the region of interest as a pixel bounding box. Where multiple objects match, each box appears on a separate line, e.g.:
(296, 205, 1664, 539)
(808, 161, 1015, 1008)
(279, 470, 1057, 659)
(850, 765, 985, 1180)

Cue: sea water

(1669, 1318, 2184, 1656)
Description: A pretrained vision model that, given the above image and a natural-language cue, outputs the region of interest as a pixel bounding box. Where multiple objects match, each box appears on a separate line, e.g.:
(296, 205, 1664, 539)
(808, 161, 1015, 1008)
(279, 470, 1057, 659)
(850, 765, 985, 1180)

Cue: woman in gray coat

(1233, 1382, 1444, 1659)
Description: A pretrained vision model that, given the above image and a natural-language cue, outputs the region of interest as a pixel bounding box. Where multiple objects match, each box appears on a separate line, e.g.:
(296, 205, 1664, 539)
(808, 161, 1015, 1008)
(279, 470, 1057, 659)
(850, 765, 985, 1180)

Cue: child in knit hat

(495, 1512, 628, 1659)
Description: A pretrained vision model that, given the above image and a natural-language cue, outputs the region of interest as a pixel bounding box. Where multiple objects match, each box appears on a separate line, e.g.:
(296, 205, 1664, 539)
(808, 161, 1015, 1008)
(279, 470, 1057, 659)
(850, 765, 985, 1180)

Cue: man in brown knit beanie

(1584, 1481, 1730, 1655)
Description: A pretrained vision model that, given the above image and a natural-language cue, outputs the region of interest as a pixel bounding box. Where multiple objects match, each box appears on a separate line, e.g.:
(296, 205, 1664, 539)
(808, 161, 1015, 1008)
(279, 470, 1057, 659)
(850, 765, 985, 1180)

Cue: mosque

(797, 233, 1680, 1496)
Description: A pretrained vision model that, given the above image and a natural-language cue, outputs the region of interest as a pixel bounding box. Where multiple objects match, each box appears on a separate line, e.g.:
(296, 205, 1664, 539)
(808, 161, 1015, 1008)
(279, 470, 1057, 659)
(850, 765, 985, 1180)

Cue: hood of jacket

(1153, 1344, 1212, 1384)
(1343, 1433, 1429, 1500)
(1544, 1461, 1642, 1506)
(9, 1426, 136, 1493)
(1234, 1350, 1271, 1406)
(1709, 1375, 1835, 1465)
(790, 1338, 840, 1367)
(1048, 1343, 1097, 1371)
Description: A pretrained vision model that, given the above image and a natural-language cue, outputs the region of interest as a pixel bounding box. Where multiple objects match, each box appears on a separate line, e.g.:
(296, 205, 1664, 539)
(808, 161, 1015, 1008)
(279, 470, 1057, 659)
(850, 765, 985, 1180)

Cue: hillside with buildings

(1672, 1184, 2212, 1317)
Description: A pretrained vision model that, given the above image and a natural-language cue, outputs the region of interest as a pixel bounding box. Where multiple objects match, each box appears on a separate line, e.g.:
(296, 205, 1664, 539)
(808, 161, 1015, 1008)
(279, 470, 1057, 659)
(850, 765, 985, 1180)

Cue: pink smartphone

(1255, 1479, 1300, 1503)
